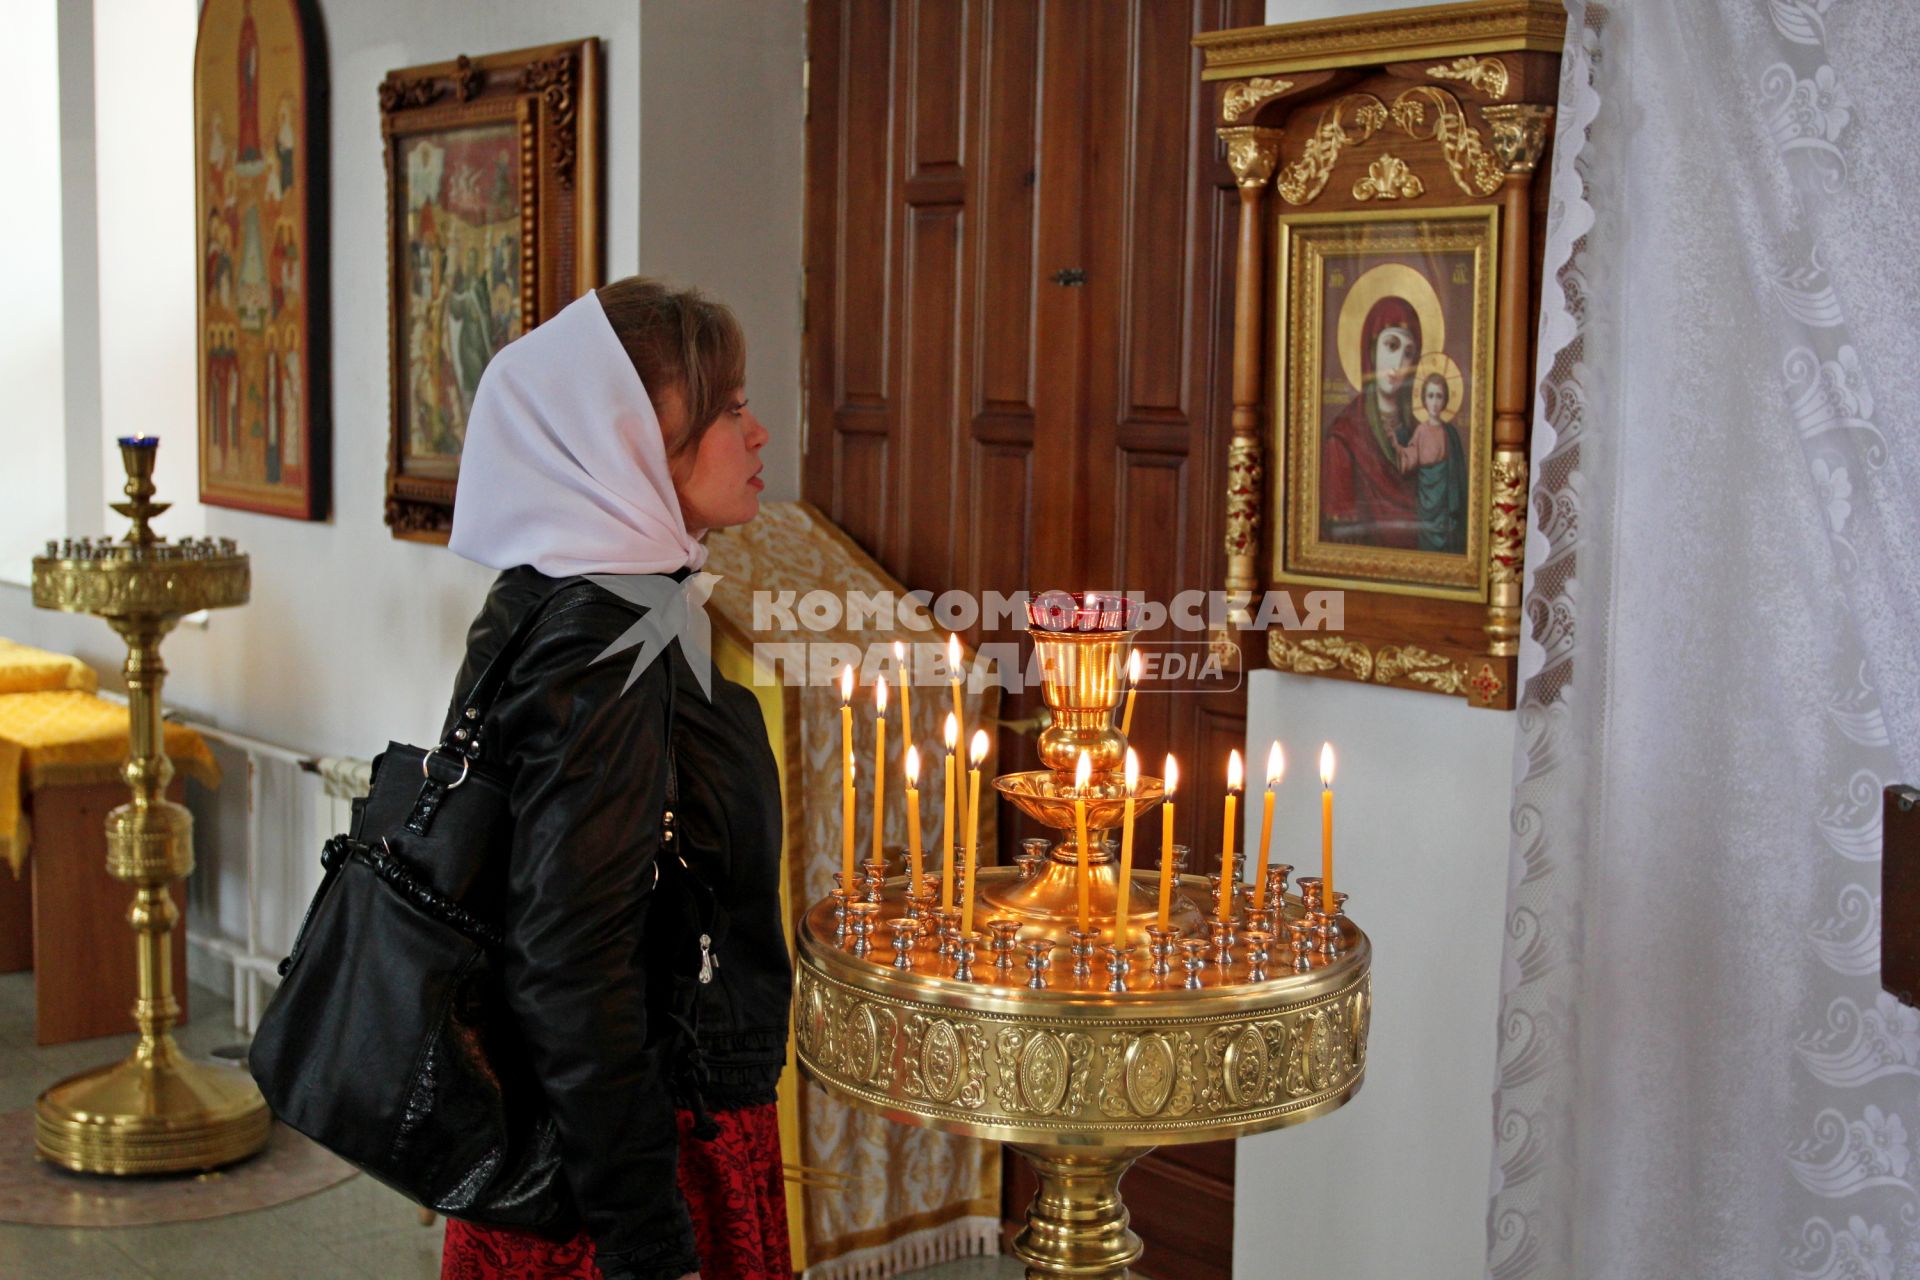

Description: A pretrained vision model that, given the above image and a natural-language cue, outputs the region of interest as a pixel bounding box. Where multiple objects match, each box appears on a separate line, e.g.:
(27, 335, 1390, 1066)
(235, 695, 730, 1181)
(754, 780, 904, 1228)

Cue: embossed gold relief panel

(1196, 1, 1564, 709)
(792, 965, 1370, 1144)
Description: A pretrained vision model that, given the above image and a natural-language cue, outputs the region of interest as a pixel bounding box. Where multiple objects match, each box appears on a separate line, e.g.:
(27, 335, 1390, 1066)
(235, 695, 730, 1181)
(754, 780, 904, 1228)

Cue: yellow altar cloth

(0, 690, 221, 877)
(0, 639, 99, 696)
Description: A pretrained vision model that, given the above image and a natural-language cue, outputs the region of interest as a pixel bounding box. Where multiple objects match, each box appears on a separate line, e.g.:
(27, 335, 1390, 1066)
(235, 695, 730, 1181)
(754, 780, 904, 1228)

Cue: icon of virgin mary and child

(1318, 264, 1468, 554)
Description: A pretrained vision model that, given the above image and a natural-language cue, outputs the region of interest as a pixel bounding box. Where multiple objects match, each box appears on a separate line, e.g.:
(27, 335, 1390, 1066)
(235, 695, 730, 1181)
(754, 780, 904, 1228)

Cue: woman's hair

(596, 276, 745, 458)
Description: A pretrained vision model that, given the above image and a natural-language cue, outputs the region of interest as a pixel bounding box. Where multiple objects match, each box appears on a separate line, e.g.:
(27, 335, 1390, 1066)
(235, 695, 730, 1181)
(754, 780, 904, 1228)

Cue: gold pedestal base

(1010, 1146, 1145, 1279)
(35, 1039, 270, 1175)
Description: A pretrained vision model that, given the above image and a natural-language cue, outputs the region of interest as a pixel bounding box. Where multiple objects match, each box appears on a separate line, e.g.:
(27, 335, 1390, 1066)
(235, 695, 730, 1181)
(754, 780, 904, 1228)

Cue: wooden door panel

(898, 204, 965, 589)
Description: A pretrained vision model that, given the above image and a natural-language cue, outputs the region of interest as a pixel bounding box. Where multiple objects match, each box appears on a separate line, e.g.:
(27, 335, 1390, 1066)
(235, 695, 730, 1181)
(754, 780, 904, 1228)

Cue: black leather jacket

(445, 567, 791, 1280)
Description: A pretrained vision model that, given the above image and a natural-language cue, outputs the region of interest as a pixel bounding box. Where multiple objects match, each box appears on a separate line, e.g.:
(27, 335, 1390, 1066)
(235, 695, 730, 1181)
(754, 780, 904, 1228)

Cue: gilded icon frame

(379, 39, 602, 543)
(1272, 205, 1500, 602)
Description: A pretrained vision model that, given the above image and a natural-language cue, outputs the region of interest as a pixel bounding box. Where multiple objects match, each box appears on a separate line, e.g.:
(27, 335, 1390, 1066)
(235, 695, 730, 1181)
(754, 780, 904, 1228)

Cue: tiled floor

(0, 973, 1021, 1279)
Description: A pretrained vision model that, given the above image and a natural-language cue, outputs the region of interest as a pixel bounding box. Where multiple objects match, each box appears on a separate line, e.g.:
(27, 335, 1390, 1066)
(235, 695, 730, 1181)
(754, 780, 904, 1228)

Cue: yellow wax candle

(1157, 755, 1179, 928)
(905, 745, 924, 898)
(1252, 741, 1283, 910)
(1320, 742, 1335, 915)
(1115, 749, 1139, 948)
(840, 665, 856, 892)
(960, 730, 989, 934)
(1120, 649, 1141, 740)
(871, 675, 888, 873)
(1218, 749, 1243, 919)
(1074, 751, 1092, 933)
(948, 633, 965, 753)
(941, 713, 958, 911)
(894, 639, 913, 773)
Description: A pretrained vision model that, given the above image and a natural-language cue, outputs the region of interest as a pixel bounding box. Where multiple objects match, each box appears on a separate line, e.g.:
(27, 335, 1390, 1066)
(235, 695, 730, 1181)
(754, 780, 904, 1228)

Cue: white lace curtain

(1487, 2, 1920, 1277)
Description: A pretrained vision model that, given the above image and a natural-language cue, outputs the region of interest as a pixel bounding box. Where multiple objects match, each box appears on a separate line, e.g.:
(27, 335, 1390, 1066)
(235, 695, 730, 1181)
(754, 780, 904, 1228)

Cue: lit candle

(1120, 648, 1142, 740)
(941, 713, 958, 911)
(1320, 743, 1335, 915)
(1218, 749, 1243, 919)
(894, 639, 913, 770)
(871, 675, 889, 873)
(840, 665, 857, 892)
(905, 745, 924, 898)
(117, 434, 159, 449)
(1157, 755, 1179, 928)
(1074, 750, 1093, 933)
(960, 730, 989, 934)
(1252, 741, 1283, 911)
(1115, 749, 1140, 948)
(948, 633, 965, 753)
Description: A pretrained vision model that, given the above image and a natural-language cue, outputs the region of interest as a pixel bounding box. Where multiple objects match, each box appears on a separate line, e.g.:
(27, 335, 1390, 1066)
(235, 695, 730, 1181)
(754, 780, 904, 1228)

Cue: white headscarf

(448, 289, 709, 575)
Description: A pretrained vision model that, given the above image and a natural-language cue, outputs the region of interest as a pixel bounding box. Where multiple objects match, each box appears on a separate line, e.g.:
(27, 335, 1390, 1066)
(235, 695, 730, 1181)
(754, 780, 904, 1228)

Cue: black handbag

(249, 579, 707, 1234)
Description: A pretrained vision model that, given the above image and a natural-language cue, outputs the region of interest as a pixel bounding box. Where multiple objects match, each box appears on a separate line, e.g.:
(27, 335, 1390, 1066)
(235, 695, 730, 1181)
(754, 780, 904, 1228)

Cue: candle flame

(1226, 748, 1244, 793)
(1164, 754, 1179, 795)
(875, 673, 888, 714)
(1266, 740, 1284, 789)
(1127, 649, 1142, 682)
(944, 712, 958, 751)
(840, 664, 855, 704)
(1124, 748, 1139, 793)
(1320, 742, 1336, 787)
(894, 638, 906, 661)
(905, 744, 921, 786)
(947, 633, 962, 668)
(969, 729, 990, 766)
(1075, 750, 1092, 792)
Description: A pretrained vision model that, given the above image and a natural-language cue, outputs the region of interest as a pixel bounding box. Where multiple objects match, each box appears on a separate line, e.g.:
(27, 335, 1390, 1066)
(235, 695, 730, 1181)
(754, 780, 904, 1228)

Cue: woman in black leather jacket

(436, 277, 790, 1280)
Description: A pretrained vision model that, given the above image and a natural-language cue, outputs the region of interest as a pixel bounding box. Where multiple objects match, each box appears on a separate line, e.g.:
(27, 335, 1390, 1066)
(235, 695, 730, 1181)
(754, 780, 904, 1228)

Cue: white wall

(1231, 4, 1518, 1277)
(638, 0, 805, 503)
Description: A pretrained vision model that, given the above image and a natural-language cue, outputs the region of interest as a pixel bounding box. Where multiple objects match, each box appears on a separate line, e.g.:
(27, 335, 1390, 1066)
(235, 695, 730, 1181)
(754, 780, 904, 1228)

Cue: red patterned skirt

(441, 1104, 790, 1280)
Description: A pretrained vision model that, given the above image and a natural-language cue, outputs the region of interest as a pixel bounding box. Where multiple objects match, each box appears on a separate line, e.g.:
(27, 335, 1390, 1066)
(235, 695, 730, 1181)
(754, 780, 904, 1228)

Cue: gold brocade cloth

(0, 638, 100, 696)
(0, 690, 222, 877)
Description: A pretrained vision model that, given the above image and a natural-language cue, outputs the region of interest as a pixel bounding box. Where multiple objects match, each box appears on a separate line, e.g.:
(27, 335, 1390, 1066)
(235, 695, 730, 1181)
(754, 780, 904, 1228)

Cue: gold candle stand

(28, 440, 269, 1174)
(796, 595, 1370, 1278)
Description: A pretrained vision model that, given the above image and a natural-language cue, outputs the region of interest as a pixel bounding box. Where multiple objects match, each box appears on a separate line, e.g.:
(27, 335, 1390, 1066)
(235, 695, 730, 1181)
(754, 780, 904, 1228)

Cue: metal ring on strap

(419, 749, 471, 789)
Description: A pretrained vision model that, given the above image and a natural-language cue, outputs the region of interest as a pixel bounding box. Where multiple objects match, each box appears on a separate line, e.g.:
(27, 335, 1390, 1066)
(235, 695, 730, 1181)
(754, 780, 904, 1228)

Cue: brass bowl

(992, 770, 1167, 834)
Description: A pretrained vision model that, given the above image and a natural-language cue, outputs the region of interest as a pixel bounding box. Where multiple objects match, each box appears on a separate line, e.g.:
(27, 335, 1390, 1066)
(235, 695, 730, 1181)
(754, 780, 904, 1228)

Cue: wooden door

(803, 3, 1256, 1275)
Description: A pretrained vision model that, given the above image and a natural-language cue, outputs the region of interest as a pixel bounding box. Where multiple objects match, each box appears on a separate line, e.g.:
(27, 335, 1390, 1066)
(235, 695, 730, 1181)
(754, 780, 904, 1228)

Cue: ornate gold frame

(379, 39, 603, 544)
(1273, 205, 1499, 601)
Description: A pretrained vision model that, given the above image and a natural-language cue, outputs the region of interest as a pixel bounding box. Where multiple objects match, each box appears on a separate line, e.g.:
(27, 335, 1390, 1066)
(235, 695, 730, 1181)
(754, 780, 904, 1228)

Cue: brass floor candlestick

(796, 593, 1370, 1279)
(29, 438, 269, 1174)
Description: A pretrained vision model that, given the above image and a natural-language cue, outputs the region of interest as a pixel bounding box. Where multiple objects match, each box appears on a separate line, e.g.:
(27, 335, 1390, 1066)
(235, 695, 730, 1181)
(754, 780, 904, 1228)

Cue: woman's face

(668, 387, 768, 532)
(1373, 325, 1418, 395)
(1423, 377, 1448, 418)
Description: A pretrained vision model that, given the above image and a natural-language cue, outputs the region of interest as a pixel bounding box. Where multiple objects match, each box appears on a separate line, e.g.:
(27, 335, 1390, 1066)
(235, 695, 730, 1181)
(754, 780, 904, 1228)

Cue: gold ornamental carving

(1225, 436, 1264, 563)
(521, 52, 580, 188)
(1268, 634, 1472, 695)
(1426, 55, 1511, 98)
(1222, 76, 1296, 123)
(1276, 94, 1388, 205)
(1389, 86, 1505, 197)
(1276, 87, 1502, 205)
(1488, 449, 1527, 591)
(1352, 153, 1425, 202)
(1218, 125, 1284, 189)
(1481, 102, 1556, 173)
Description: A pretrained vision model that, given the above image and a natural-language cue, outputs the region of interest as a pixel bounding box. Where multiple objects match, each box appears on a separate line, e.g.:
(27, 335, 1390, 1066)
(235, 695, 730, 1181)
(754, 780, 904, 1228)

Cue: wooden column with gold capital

(1480, 103, 1555, 660)
(1216, 124, 1285, 668)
